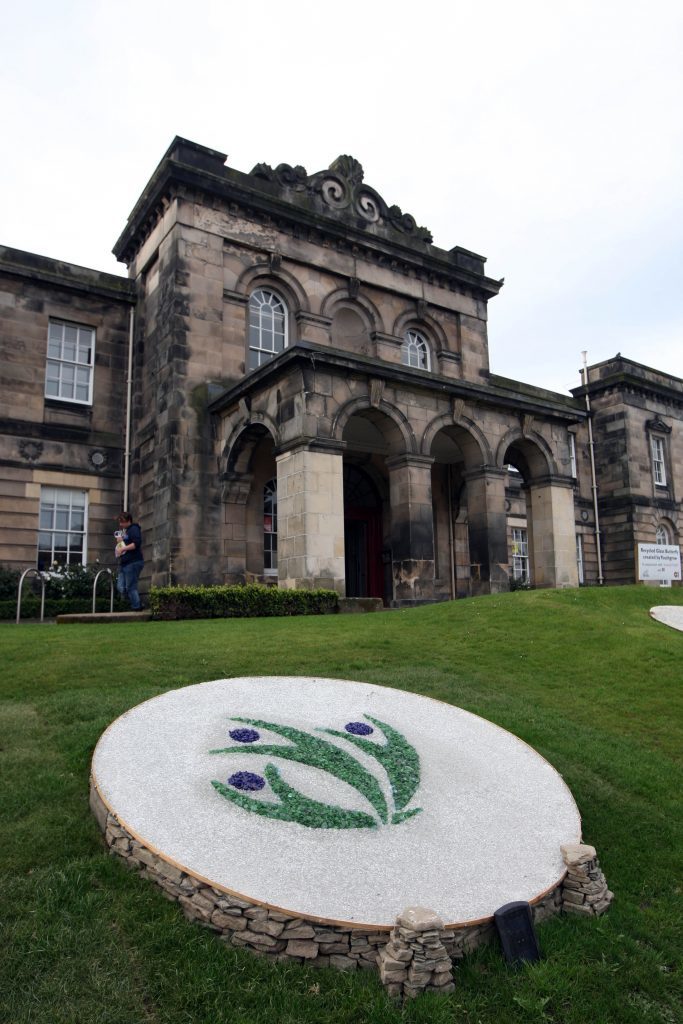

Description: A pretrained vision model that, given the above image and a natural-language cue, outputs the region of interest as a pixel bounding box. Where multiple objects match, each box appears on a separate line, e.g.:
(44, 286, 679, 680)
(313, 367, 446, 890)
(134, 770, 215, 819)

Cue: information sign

(637, 544, 681, 582)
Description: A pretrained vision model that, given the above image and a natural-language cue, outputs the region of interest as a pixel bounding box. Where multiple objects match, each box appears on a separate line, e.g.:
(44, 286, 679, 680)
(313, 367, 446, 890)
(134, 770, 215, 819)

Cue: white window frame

(569, 433, 577, 478)
(248, 289, 288, 370)
(655, 523, 671, 546)
(263, 478, 278, 575)
(576, 533, 584, 584)
(37, 487, 88, 568)
(401, 329, 431, 371)
(45, 319, 95, 405)
(651, 436, 667, 487)
(511, 527, 529, 582)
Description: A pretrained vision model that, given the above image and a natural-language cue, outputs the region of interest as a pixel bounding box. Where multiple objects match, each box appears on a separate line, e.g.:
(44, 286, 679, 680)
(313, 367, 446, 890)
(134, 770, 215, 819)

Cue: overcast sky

(3, 0, 682, 394)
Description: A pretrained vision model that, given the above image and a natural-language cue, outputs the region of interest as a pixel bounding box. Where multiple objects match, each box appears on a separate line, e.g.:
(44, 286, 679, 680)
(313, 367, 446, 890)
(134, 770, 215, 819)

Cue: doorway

(343, 465, 383, 599)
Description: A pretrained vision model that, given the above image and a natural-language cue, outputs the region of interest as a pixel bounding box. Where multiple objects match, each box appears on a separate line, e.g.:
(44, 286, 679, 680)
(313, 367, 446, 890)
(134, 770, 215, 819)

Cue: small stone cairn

(560, 843, 613, 916)
(378, 906, 455, 1000)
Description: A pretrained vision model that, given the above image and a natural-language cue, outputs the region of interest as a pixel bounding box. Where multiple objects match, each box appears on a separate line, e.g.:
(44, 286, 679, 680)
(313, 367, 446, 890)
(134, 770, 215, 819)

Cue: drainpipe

(581, 352, 604, 585)
(123, 306, 135, 510)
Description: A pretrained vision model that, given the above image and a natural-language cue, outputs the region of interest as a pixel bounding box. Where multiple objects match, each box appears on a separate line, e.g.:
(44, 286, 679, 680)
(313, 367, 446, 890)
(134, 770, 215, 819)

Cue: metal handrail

(92, 568, 115, 614)
(16, 568, 46, 624)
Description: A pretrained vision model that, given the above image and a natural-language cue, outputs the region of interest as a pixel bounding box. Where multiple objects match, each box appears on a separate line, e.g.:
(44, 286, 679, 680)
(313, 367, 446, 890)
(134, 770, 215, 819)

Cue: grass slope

(1, 586, 681, 1024)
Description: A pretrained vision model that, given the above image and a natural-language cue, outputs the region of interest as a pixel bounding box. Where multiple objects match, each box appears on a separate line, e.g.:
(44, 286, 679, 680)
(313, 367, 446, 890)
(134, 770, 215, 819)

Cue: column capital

(386, 453, 435, 471)
(527, 474, 576, 490)
(462, 465, 507, 483)
(275, 437, 345, 459)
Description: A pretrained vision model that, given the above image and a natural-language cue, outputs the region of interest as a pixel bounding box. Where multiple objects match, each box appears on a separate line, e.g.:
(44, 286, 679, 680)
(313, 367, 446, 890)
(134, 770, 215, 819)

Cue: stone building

(0, 138, 680, 600)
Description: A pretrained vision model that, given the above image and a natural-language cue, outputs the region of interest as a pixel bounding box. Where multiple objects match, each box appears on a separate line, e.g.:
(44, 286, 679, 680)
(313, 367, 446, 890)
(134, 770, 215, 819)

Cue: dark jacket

(120, 524, 143, 566)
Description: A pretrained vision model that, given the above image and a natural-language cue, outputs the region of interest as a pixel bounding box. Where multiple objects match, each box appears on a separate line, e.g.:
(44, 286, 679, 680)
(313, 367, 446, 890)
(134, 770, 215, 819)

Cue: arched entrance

(502, 436, 578, 589)
(221, 423, 278, 584)
(343, 464, 384, 599)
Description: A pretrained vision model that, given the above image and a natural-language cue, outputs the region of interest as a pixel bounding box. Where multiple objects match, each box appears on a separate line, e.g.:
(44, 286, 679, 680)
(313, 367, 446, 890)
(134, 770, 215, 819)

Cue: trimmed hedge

(148, 583, 339, 620)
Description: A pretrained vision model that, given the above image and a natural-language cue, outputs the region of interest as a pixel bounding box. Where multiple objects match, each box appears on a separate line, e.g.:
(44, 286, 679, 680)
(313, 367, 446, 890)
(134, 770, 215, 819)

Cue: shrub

(148, 583, 339, 621)
(0, 566, 20, 600)
(509, 576, 532, 592)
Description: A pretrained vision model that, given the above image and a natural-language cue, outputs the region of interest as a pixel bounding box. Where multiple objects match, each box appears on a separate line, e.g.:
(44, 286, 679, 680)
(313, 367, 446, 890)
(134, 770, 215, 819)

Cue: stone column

(463, 468, 509, 595)
(386, 455, 436, 604)
(276, 445, 345, 593)
(527, 478, 579, 588)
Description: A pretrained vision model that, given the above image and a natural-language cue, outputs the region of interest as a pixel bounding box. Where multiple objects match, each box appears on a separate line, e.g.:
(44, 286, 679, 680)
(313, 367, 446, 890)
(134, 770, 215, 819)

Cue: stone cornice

(572, 358, 683, 407)
(222, 288, 249, 306)
(112, 138, 504, 301)
(208, 341, 586, 422)
(0, 245, 136, 304)
(0, 417, 122, 447)
(295, 310, 333, 329)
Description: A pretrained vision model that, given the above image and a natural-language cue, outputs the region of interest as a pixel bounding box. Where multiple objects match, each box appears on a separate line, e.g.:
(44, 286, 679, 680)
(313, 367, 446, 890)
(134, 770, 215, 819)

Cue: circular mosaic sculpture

(91, 677, 581, 927)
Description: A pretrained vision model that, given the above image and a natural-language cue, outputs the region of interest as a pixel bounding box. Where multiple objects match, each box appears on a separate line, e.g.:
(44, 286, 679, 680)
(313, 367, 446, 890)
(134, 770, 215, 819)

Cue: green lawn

(1, 586, 681, 1024)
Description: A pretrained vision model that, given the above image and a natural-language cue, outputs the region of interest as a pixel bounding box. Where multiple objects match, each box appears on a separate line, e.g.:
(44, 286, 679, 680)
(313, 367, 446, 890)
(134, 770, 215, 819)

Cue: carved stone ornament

(268, 251, 282, 273)
(452, 398, 465, 423)
(251, 155, 433, 243)
(348, 277, 360, 299)
(645, 417, 672, 435)
(18, 439, 43, 462)
(250, 162, 308, 189)
(88, 449, 108, 470)
(370, 379, 385, 408)
(329, 155, 364, 187)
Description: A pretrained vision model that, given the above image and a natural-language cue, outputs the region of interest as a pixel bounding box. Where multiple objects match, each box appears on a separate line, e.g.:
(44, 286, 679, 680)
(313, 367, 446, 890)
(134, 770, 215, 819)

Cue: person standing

(115, 511, 144, 611)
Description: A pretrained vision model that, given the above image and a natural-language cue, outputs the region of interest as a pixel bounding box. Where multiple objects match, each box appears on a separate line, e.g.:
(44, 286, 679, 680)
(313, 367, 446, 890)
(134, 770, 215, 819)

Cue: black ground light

(494, 901, 541, 965)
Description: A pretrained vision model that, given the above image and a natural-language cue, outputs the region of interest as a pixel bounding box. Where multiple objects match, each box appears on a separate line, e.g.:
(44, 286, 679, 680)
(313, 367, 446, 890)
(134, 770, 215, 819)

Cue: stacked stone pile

(378, 907, 455, 1000)
(560, 843, 613, 916)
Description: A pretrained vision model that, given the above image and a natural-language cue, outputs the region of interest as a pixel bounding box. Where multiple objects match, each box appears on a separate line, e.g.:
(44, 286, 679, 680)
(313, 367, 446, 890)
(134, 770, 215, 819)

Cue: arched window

(248, 289, 288, 370)
(401, 329, 430, 371)
(263, 478, 277, 574)
(656, 523, 671, 545)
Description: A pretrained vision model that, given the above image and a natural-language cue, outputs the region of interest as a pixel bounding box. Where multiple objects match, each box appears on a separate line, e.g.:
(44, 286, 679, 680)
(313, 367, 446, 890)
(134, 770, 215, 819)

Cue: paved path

(650, 606, 683, 632)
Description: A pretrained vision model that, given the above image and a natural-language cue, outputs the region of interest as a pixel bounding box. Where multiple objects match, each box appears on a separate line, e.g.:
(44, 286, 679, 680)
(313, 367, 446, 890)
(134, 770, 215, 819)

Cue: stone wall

(0, 247, 133, 570)
(90, 777, 564, 979)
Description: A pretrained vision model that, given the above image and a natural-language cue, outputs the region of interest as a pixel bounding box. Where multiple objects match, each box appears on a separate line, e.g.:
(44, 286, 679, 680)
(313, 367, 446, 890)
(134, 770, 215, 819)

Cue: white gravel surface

(92, 676, 581, 926)
(650, 605, 683, 632)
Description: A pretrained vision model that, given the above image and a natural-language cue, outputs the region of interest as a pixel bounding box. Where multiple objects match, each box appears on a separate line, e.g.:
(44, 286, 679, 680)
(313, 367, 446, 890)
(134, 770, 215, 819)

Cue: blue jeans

(117, 561, 144, 610)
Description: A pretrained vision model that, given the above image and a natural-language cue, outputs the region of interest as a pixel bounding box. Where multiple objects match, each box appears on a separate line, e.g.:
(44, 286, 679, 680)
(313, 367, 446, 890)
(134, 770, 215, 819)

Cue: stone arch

(234, 263, 310, 314)
(320, 287, 385, 332)
(422, 414, 493, 468)
(392, 308, 449, 354)
(219, 420, 279, 583)
(496, 429, 558, 480)
(653, 514, 679, 543)
(332, 396, 417, 456)
(222, 416, 278, 477)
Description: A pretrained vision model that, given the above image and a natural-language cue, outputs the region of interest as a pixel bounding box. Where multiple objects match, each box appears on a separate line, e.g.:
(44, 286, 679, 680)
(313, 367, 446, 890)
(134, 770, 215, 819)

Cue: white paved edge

(91, 677, 582, 928)
(650, 606, 683, 632)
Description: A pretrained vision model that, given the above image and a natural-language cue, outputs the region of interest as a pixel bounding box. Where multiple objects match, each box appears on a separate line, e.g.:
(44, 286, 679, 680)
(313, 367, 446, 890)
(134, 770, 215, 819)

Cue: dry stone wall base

(560, 843, 614, 916)
(91, 778, 567, 982)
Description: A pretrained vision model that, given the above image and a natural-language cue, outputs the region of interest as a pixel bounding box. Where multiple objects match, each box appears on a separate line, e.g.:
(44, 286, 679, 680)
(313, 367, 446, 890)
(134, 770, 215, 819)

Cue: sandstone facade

(0, 138, 680, 596)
